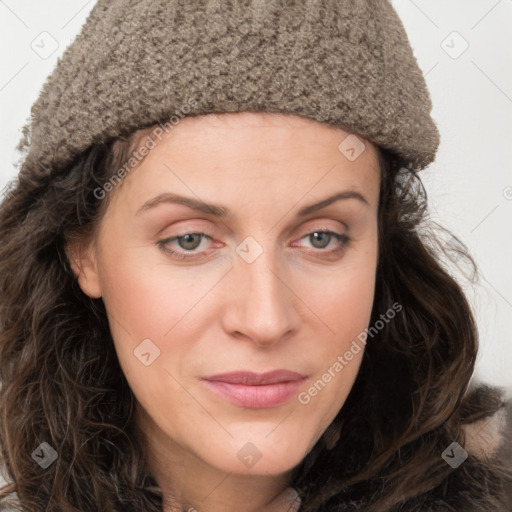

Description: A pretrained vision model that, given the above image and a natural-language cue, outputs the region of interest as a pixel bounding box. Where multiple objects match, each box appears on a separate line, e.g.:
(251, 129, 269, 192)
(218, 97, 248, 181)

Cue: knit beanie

(17, 0, 440, 177)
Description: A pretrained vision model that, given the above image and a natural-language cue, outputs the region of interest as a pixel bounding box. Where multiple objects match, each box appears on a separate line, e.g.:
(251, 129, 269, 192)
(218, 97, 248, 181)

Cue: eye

(157, 232, 212, 260)
(157, 229, 350, 261)
(293, 230, 350, 254)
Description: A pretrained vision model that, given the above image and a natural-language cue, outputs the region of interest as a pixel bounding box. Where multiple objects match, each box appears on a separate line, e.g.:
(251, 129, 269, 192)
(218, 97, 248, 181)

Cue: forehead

(167, 111, 376, 157)
(107, 111, 381, 216)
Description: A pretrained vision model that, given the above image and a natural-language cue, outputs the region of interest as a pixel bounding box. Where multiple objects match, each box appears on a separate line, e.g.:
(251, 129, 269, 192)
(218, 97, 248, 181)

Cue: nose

(220, 243, 300, 348)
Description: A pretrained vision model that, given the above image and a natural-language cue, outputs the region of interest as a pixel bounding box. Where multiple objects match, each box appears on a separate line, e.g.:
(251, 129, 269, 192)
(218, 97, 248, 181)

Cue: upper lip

(202, 370, 306, 385)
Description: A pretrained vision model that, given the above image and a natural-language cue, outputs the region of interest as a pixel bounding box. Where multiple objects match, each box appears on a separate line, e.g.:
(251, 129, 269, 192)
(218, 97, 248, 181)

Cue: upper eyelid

(163, 224, 347, 241)
(160, 216, 348, 238)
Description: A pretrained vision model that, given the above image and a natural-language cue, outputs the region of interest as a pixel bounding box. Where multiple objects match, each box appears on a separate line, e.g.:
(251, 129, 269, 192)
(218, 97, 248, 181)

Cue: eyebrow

(135, 190, 369, 217)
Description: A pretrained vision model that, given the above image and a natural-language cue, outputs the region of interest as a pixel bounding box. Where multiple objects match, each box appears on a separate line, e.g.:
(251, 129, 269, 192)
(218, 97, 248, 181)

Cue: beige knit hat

(18, 0, 439, 176)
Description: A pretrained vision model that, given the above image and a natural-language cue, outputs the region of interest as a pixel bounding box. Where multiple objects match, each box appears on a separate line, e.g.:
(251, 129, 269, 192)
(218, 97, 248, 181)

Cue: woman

(0, 1, 510, 511)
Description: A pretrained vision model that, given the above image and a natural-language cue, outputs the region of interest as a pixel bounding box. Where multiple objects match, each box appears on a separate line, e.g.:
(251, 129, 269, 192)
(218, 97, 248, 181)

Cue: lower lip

(201, 379, 306, 408)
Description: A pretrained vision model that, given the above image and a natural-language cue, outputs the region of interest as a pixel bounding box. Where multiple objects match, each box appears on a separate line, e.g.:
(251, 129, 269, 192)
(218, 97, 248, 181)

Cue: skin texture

(68, 112, 381, 512)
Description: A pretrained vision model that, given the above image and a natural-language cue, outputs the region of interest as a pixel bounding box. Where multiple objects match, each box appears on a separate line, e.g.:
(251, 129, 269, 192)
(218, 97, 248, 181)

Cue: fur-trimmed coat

(295, 398, 512, 512)
(384, 397, 512, 512)
(380, 398, 510, 512)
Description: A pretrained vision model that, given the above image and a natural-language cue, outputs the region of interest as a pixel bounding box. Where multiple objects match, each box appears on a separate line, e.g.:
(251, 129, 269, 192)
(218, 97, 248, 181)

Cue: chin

(199, 426, 316, 476)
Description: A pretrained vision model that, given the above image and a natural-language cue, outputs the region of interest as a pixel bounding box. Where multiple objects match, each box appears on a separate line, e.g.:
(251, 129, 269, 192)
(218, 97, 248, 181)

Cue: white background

(1, 0, 511, 393)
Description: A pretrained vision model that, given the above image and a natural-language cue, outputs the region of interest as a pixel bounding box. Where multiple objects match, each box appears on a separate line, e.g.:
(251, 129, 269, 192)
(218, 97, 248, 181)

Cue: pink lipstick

(201, 370, 306, 408)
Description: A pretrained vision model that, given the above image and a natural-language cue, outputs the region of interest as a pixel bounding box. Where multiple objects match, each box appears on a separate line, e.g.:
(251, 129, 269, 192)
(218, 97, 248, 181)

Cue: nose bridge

(224, 235, 297, 345)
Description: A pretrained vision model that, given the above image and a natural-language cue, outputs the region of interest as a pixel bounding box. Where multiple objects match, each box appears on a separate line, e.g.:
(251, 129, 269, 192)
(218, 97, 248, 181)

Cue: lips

(201, 370, 307, 408)
(202, 370, 306, 385)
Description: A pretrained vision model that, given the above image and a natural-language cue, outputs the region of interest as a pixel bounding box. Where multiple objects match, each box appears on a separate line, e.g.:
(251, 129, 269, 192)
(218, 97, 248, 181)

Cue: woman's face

(72, 112, 380, 478)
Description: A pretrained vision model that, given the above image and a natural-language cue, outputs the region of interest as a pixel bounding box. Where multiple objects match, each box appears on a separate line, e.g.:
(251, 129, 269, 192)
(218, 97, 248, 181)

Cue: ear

(65, 238, 102, 299)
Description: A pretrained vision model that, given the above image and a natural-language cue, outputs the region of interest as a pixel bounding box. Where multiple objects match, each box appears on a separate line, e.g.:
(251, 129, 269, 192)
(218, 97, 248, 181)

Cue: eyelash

(157, 229, 350, 261)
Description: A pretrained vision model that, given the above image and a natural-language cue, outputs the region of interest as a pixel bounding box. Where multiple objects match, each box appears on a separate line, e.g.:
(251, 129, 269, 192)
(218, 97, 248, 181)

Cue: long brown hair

(1, 125, 510, 511)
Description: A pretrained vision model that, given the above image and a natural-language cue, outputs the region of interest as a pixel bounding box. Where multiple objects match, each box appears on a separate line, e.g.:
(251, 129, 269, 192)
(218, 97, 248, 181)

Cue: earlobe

(66, 240, 102, 299)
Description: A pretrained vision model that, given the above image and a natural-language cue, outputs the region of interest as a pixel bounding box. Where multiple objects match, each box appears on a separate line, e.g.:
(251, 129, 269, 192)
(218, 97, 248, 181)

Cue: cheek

(96, 233, 234, 385)
(96, 237, 178, 368)
(296, 242, 377, 410)
(305, 242, 378, 350)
